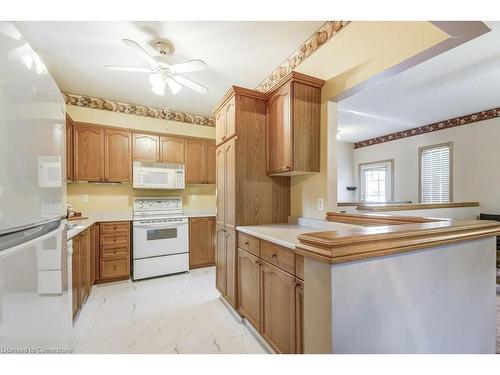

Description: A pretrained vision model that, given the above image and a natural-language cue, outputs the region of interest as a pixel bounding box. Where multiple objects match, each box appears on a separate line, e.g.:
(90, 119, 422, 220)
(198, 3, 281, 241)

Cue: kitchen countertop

(66, 211, 133, 240)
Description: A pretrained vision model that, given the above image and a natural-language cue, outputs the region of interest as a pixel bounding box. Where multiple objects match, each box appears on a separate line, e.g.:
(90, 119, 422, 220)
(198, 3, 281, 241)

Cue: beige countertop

(66, 211, 132, 240)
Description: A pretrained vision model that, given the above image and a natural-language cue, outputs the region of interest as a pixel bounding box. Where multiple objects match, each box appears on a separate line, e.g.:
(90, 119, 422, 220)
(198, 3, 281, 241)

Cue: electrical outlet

(191, 194, 197, 201)
(317, 198, 324, 211)
(82, 194, 89, 203)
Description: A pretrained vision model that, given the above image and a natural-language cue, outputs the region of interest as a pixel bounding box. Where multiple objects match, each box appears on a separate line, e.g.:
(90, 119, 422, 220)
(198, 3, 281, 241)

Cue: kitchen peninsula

(234, 212, 500, 354)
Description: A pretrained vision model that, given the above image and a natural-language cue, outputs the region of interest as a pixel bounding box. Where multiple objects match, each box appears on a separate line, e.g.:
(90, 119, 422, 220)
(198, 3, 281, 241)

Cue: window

(419, 142, 452, 203)
(359, 160, 394, 203)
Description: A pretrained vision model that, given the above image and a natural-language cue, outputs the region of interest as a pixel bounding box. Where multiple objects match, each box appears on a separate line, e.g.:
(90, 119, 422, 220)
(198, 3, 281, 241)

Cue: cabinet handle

(272, 254, 277, 259)
(244, 241, 249, 246)
(285, 166, 292, 170)
(255, 260, 259, 265)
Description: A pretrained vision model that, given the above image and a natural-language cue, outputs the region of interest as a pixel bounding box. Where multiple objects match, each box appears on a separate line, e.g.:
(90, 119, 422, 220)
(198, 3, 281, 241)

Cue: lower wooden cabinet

(235, 232, 305, 354)
(237, 248, 261, 330)
(215, 225, 236, 307)
(189, 217, 216, 269)
(71, 227, 92, 320)
(98, 221, 130, 282)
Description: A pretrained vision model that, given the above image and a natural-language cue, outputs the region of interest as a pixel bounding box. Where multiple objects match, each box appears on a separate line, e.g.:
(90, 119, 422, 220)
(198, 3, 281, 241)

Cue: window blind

(420, 144, 451, 203)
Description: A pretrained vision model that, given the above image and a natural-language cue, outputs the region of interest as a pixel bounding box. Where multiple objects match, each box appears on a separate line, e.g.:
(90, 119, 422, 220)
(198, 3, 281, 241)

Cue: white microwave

(133, 161, 185, 190)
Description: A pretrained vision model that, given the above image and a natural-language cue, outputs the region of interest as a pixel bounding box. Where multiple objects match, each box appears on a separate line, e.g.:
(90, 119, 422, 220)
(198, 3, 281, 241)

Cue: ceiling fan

(105, 39, 208, 96)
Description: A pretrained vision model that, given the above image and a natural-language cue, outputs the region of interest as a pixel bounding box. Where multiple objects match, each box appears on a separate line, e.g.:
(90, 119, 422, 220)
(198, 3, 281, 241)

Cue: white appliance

(132, 197, 189, 280)
(0, 22, 70, 349)
(133, 161, 185, 190)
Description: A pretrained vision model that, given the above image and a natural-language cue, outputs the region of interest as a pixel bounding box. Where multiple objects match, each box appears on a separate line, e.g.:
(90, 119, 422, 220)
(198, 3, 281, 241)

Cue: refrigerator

(0, 22, 71, 351)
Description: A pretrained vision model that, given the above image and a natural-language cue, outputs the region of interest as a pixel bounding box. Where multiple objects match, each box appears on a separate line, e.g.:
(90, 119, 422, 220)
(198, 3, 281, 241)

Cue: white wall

(352, 117, 500, 214)
(336, 141, 355, 202)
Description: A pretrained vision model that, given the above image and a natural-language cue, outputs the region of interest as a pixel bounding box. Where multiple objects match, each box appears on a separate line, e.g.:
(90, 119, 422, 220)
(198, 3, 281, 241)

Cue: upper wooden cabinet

(133, 133, 160, 162)
(266, 72, 324, 176)
(160, 136, 185, 164)
(185, 138, 216, 184)
(216, 96, 236, 145)
(105, 129, 132, 182)
(74, 124, 105, 182)
(66, 115, 74, 181)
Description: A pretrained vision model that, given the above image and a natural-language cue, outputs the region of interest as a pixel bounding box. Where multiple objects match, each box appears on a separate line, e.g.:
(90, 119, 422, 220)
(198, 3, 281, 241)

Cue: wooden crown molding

(296, 215, 500, 264)
(353, 106, 500, 149)
(255, 20, 349, 93)
(212, 86, 267, 114)
(64, 92, 215, 127)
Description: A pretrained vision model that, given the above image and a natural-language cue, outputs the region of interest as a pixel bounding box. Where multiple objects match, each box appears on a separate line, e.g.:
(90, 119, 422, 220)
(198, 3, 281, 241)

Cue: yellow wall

(290, 21, 450, 219)
(66, 105, 216, 213)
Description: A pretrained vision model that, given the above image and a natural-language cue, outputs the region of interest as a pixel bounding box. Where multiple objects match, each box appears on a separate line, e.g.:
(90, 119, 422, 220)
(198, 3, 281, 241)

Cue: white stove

(132, 197, 189, 280)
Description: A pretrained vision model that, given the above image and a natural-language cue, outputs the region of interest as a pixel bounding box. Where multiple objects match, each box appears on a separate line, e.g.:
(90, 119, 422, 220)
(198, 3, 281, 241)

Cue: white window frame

(358, 159, 394, 203)
(418, 142, 453, 203)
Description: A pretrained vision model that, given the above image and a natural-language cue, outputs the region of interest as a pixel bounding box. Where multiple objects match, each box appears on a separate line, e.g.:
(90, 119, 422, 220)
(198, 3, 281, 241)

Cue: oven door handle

(134, 223, 186, 230)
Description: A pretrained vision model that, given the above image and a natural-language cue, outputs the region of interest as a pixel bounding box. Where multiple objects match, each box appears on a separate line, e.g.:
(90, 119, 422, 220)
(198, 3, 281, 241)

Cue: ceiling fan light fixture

(149, 73, 166, 96)
(166, 76, 182, 95)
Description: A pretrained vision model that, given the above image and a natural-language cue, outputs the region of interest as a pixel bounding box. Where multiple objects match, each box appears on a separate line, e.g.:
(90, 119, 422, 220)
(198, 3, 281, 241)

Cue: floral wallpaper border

(255, 20, 349, 93)
(63, 92, 215, 127)
(353, 107, 500, 149)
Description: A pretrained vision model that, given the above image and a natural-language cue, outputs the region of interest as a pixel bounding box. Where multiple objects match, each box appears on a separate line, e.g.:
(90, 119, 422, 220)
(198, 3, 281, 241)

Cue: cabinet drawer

(295, 254, 304, 281)
(100, 233, 129, 246)
(100, 258, 129, 279)
(100, 222, 130, 234)
(101, 245, 129, 259)
(238, 232, 260, 257)
(261, 241, 295, 275)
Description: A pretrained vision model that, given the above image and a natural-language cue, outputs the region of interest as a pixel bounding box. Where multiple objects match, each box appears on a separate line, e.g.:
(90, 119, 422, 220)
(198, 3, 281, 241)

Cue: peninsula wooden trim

(357, 201, 480, 212)
(326, 212, 441, 226)
(296, 219, 500, 264)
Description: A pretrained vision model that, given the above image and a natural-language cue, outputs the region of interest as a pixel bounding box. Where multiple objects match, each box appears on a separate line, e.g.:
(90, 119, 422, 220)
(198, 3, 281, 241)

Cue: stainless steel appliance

(132, 197, 189, 280)
(133, 161, 185, 190)
(0, 22, 70, 349)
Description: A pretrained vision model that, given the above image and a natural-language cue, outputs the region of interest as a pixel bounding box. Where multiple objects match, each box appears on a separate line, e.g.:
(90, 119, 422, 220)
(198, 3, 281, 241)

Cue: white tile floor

(71, 267, 267, 354)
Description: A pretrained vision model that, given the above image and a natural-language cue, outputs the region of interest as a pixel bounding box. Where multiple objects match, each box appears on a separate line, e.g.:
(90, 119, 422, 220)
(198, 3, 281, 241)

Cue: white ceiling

(338, 21, 500, 143)
(16, 21, 323, 117)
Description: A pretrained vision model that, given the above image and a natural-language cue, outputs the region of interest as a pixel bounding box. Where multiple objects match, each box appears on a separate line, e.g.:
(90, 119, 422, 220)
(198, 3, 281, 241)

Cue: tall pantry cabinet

(214, 87, 291, 308)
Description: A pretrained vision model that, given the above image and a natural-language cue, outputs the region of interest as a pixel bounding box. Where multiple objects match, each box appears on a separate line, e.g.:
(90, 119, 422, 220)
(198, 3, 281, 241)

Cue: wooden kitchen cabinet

(215, 138, 236, 229)
(185, 139, 205, 184)
(216, 225, 226, 295)
(189, 217, 216, 269)
(261, 261, 296, 354)
(98, 221, 130, 282)
(71, 233, 81, 319)
(238, 248, 261, 330)
(133, 133, 160, 162)
(215, 96, 236, 145)
(160, 135, 185, 164)
(215, 225, 236, 307)
(79, 229, 91, 306)
(104, 129, 132, 182)
(295, 278, 304, 354)
(74, 124, 104, 181)
(66, 115, 74, 181)
(206, 141, 216, 184)
(216, 147, 225, 227)
(266, 72, 324, 176)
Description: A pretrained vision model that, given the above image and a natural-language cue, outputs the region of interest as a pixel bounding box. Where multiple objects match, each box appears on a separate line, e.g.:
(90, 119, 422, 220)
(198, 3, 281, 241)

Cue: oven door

(133, 221, 188, 259)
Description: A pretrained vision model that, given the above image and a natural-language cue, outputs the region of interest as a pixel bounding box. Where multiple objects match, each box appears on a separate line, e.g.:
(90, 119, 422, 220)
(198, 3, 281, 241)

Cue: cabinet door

(189, 217, 216, 269)
(79, 230, 90, 305)
(261, 261, 296, 353)
(72, 236, 81, 319)
(225, 96, 236, 141)
(160, 136, 185, 164)
(267, 83, 292, 174)
(66, 119, 73, 181)
(225, 228, 237, 307)
(133, 133, 159, 162)
(206, 141, 216, 184)
(238, 248, 261, 330)
(215, 225, 226, 295)
(224, 138, 236, 230)
(215, 109, 226, 145)
(105, 129, 132, 182)
(216, 146, 225, 227)
(74, 125, 104, 181)
(185, 139, 205, 184)
(295, 279, 304, 354)
(89, 224, 96, 286)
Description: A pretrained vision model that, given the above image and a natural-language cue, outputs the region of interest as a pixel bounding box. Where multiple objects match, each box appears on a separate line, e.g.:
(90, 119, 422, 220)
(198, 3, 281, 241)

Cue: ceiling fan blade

(166, 77, 182, 95)
(122, 39, 158, 68)
(170, 60, 207, 74)
(171, 75, 208, 94)
(105, 66, 153, 73)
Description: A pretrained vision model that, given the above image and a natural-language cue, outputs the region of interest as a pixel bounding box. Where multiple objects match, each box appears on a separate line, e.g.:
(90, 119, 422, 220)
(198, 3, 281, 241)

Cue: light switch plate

(191, 194, 197, 201)
(317, 198, 324, 211)
(82, 194, 89, 203)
